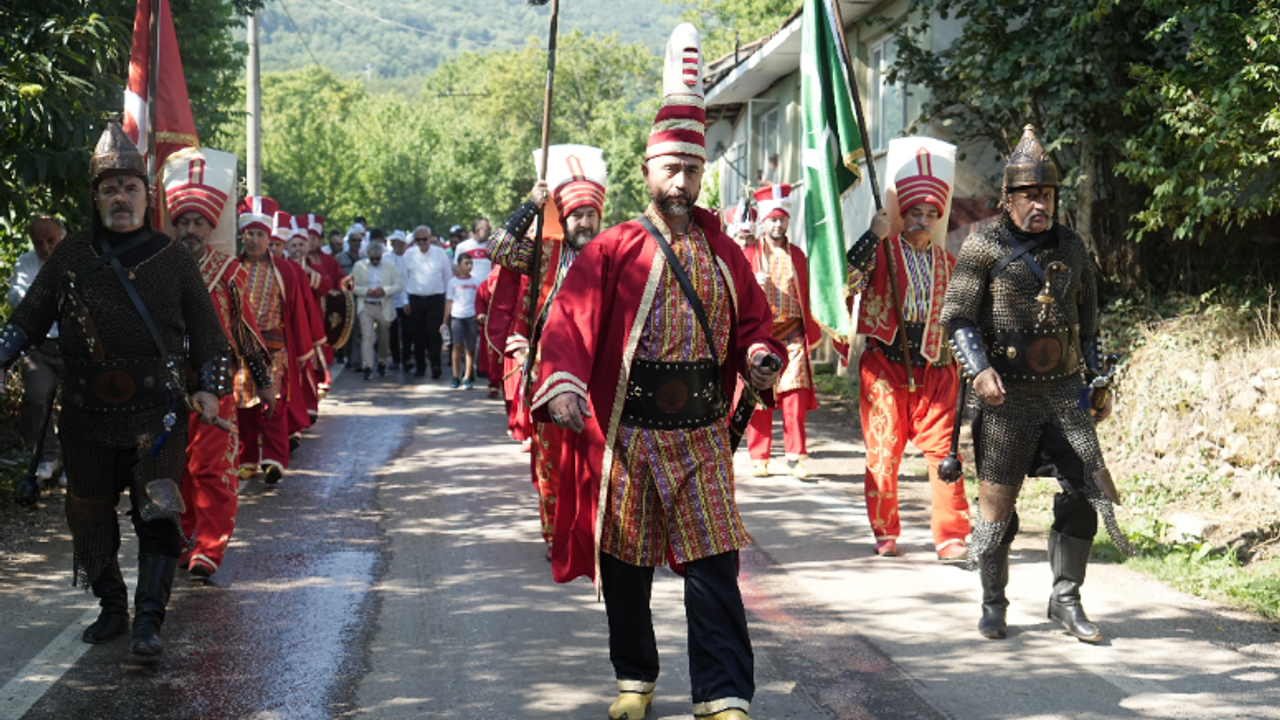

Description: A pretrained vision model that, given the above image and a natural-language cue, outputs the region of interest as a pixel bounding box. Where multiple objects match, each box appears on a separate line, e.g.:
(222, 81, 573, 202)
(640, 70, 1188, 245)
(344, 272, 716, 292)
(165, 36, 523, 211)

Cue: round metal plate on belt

(654, 379, 690, 413)
(93, 370, 136, 404)
(1026, 337, 1063, 373)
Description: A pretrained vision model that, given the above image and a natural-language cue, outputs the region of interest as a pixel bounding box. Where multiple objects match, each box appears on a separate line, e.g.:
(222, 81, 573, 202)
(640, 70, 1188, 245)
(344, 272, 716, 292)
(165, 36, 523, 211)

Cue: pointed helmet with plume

(1003, 124, 1059, 191)
(91, 120, 148, 186)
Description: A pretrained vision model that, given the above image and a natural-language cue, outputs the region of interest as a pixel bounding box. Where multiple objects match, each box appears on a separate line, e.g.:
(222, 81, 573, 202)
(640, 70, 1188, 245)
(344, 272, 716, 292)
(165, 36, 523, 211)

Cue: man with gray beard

(488, 144, 609, 560)
(942, 125, 1133, 643)
(1, 122, 230, 657)
(163, 147, 275, 580)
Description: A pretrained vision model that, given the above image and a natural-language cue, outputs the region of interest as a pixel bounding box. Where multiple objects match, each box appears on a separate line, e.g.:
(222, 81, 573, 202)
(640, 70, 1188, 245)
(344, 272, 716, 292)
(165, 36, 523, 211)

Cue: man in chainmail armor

(1, 122, 231, 656)
(941, 125, 1133, 644)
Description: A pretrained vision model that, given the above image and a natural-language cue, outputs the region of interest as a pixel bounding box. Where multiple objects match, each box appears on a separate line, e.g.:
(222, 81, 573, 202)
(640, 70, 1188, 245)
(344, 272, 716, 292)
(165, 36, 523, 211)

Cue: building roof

(704, 0, 877, 117)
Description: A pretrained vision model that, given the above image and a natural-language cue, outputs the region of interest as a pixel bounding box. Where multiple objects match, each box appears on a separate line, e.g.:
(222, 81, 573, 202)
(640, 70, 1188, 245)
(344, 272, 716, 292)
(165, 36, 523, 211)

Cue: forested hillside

(250, 0, 679, 79)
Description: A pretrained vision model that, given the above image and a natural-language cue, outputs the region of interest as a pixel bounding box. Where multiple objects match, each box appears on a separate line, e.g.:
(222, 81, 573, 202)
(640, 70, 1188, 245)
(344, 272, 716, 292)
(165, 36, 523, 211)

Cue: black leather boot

(82, 557, 129, 644)
(1047, 530, 1102, 643)
(978, 542, 1011, 639)
(131, 554, 177, 656)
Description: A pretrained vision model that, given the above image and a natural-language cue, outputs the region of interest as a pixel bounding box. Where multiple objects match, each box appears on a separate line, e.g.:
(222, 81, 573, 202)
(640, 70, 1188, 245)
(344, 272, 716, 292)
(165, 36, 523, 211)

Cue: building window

(756, 107, 779, 185)
(869, 36, 907, 152)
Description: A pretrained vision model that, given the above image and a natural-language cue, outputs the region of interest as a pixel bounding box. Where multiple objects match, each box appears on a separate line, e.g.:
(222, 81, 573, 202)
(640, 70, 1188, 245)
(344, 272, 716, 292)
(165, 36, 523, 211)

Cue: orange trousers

(859, 349, 970, 551)
(180, 394, 240, 571)
(746, 388, 812, 460)
(531, 421, 562, 545)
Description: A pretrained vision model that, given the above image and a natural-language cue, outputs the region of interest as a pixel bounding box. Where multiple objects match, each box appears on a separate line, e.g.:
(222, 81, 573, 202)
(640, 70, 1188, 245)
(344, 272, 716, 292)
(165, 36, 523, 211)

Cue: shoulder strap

(75, 231, 156, 281)
(637, 215, 719, 365)
(992, 226, 1069, 312)
(95, 233, 168, 361)
(991, 226, 1053, 283)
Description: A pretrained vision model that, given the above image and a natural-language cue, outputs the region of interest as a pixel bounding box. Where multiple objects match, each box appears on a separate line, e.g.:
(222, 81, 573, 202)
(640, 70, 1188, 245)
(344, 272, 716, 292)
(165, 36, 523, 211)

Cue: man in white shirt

(386, 230, 413, 371)
(402, 225, 454, 379)
(454, 217, 492, 281)
(6, 216, 66, 484)
(352, 242, 402, 380)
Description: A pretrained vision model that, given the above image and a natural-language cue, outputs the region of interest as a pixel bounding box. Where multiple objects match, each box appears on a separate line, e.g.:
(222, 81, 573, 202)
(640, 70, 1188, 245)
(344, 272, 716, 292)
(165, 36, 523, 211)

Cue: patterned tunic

(600, 219, 750, 566)
(756, 242, 812, 394)
(235, 258, 287, 406)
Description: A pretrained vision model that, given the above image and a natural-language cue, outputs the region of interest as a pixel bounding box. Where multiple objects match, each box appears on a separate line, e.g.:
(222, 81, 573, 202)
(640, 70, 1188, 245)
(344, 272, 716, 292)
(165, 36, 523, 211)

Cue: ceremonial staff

(522, 0, 560, 404)
(827, 0, 918, 392)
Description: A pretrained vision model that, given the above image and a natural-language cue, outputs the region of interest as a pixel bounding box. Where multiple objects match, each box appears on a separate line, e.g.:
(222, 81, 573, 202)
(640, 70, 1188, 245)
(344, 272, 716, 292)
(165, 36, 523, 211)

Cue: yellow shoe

(608, 681, 654, 719)
(751, 461, 770, 477)
(237, 465, 258, 480)
(790, 457, 809, 479)
(699, 709, 752, 720)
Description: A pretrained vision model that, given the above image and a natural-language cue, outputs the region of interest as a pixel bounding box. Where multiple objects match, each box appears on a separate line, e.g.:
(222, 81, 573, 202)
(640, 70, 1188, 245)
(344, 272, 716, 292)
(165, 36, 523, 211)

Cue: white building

(702, 0, 1004, 259)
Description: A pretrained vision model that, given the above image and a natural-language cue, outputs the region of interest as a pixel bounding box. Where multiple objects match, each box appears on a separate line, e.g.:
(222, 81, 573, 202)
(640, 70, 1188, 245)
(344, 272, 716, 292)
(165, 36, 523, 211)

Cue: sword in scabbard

(1035, 261, 1067, 327)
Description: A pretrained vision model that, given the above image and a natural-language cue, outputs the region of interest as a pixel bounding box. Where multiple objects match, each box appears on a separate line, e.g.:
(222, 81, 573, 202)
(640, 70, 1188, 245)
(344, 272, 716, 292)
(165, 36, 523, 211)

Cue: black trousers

(408, 293, 445, 376)
(389, 307, 414, 366)
(601, 550, 754, 708)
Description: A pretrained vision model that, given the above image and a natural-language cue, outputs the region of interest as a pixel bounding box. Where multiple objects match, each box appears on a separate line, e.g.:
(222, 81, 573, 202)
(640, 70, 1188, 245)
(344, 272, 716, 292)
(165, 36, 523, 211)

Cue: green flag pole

(825, 0, 918, 392)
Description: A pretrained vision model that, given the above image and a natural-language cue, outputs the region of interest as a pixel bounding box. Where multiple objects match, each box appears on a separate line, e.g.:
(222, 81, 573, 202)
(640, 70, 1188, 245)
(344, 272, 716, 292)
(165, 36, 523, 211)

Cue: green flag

(800, 0, 865, 339)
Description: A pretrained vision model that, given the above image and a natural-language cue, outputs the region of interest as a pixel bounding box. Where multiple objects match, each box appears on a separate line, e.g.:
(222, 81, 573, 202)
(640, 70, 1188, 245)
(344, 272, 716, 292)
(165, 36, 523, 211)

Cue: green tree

(666, 0, 801, 60)
(1, 2, 129, 250)
(887, 0, 1180, 290)
(1117, 0, 1280, 243)
(1, 0, 263, 269)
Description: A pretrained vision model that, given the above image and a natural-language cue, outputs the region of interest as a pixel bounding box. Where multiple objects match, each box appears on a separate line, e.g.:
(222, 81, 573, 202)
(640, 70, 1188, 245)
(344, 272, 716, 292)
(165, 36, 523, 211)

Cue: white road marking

(0, 606, 97, 718)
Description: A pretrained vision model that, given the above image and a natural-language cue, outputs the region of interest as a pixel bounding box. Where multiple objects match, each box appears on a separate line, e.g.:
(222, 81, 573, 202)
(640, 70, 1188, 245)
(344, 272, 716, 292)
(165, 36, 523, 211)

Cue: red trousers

(859, 349, 970, 550)
(238, 401, 290, 470)
(531, 421, 562, 545)
(746, 388, 813, 460)
(505, 356, 531, 442)
(180, 394, 240, 571)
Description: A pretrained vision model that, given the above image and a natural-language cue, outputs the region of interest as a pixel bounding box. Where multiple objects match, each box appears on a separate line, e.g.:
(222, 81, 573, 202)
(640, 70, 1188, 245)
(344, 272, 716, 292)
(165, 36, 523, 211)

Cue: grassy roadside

(813, 293, 1280, 620)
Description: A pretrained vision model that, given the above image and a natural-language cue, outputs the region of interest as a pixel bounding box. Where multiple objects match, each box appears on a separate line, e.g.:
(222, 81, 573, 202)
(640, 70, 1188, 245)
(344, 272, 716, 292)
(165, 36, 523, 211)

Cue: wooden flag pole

(522, 0, 560, 404)
(827, 0, 918, 392)
(146, 0, 160, 179)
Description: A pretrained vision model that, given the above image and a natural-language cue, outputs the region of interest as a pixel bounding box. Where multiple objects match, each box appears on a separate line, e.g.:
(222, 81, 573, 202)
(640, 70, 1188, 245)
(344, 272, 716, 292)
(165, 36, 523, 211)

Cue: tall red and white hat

(303, 213, 325, 239)
(237, 195, 279, 235)
(162, 146, 238, 256)
(886, 137, 957, 247)
(161, 147, 235, 227)
(723, 203, 756, 236)
(271, 211, 296, 243)
(645, 23, 705, 161)
(753, 183, 793, 220)
(533, 144, 607, 218)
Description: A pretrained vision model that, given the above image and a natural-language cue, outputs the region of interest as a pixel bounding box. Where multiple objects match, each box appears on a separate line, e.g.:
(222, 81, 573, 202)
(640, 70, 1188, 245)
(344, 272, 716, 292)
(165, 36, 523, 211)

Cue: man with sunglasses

(402, 225, 453, 378)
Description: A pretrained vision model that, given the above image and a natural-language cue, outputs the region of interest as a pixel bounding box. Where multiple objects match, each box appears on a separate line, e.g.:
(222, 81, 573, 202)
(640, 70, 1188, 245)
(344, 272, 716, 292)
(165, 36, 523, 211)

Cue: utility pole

(246, 7, 262, 195)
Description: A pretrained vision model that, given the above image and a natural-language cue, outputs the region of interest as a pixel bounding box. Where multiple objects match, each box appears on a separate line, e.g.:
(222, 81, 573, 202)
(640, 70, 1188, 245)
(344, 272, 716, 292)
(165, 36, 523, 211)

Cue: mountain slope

(255, 0, 679, 79)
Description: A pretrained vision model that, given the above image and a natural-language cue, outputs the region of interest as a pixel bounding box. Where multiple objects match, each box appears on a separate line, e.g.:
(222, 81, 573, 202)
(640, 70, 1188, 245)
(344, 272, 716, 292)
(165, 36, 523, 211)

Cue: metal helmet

(1002, 124, 1059, 191)
(90, 120, 147, 186)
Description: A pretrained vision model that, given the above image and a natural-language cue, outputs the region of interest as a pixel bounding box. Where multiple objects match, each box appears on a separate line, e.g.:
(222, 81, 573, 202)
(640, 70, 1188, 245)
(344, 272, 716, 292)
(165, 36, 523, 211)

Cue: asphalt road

(2, 369, 1278, 719)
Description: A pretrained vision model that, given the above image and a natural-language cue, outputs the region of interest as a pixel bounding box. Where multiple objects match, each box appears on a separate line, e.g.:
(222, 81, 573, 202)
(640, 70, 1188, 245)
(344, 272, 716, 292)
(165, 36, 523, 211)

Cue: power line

(276, 0, 324, 69)
(320, 0, 530, 49)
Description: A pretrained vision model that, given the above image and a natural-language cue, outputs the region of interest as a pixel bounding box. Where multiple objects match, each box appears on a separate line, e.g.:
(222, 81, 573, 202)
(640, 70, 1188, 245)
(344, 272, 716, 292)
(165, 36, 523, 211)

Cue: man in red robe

(234, 202, 314, 484)
(742, 183, 822, 479)
(845, 139, 970, 560)
(271, 213, 326, 449)
(533, 24, 782, 720)
(489, 143, 608, 560)
(162, 147, 275, 577)
(484, 267, 533, 449)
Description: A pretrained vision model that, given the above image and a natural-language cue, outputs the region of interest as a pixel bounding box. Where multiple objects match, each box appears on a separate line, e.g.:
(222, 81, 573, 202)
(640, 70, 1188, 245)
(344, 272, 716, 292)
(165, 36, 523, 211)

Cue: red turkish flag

(122, 0, 198, 209)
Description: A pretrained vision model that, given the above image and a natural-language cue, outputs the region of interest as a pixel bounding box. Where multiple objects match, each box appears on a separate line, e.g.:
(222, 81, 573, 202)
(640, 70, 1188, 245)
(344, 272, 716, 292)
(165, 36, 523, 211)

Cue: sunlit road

(2, 371, 1278, 719)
